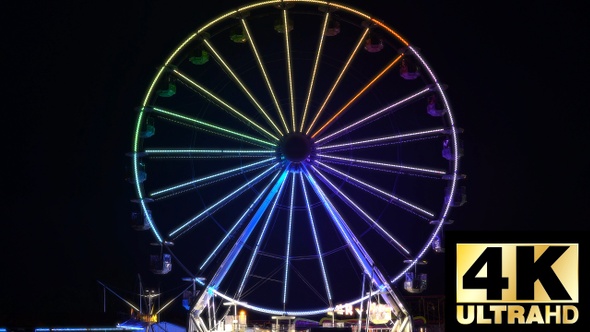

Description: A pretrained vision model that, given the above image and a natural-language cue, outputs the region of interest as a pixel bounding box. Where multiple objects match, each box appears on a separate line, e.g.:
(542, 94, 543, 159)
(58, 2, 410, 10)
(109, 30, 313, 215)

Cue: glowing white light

(283, 174, 296, 304)
(300, 172, 332, 301)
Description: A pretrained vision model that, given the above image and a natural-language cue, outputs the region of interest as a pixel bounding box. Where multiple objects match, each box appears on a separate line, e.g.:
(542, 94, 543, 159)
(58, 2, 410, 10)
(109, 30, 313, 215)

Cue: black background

(2, 0, 589, 328)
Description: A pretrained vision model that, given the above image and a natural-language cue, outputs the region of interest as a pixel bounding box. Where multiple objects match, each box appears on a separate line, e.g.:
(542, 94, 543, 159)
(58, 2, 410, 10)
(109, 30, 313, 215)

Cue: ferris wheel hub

(279, 132, 313, 162)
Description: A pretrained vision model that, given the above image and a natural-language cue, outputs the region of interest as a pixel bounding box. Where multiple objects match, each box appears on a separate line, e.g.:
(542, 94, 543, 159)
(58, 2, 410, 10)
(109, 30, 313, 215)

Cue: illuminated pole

(365, 292, 371, 332)
(358, 273, 366, 331)
(224, 301, 238, 332)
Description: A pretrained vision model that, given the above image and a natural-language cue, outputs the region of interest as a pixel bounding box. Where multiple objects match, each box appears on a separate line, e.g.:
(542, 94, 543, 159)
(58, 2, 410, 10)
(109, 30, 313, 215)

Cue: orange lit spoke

(305, 28, 370, 136)
(311, 54, 403, 139)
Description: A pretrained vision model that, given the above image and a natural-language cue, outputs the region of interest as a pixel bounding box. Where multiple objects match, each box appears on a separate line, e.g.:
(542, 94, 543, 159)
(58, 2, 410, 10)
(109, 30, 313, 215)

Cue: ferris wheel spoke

(148, 157, 276, 199)
(305, 27, 370, 136)
(316, 154, 447, 179)
(299, 172, 334, 306)
(168, 164, 280, 240)
(282, 173, 296, 307)
(317, 128, 447, 153)
(203, 168, 290, 306)
(314, 86, 432, 145)
(201, 38, 284, 137)
(311, 54, 403, 139)
(310, 166, 413, 259)
(241, 18, 290, 134)
(279, 8, 296, 132)
(172, 69, 279, 142)
(301, 166, 377, 276)
(198, 170, 283, 273)
(312, 162, 435, 220)
(146, 106, 276, 148)
(299, 11, 331, 133)
(130, 1, 463, 324)
(236, 172, 289, 300)
(303, 167, 405, 316)
(144, 148, 274, 158)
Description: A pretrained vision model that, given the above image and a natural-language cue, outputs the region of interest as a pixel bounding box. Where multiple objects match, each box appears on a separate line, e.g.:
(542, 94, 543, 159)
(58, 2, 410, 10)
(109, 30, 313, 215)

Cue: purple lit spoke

(312, 162, 435, 219)
(316, 153, 446, 179)
(317, 128, 446, 153)
(301, 166, 376, 274)
(314, 87, 431, 145)
(310, 166, 412, 258)
(299, 172, 333, 305)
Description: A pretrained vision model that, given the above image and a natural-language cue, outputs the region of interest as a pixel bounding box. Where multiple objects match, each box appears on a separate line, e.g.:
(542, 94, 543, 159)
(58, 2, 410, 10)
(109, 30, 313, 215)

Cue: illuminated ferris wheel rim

(132, 0, 462, 224)
(129, 0, 463, 322)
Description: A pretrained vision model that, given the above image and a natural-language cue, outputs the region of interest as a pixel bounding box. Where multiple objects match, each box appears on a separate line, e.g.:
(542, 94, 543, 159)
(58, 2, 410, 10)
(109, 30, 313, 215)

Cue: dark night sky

(2, 0, 589, 328)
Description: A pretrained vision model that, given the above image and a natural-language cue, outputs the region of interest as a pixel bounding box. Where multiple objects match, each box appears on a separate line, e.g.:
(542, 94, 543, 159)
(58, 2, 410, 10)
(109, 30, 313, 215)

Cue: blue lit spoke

(199, 169, 290, 310)
(198, 171, 282, 272)
(283, 173, 296, 307)
(313, 162, 435, 219)
(310, 166, 412, 258)
(236, 171, 290, 299)
(299, 172, 333, 306)
(172, 69, 280, 142)
(149, 157, 276, 199)
(314, 87, 432, 145)
(149, 106, 275, 148)
(169, 164, 280, 240)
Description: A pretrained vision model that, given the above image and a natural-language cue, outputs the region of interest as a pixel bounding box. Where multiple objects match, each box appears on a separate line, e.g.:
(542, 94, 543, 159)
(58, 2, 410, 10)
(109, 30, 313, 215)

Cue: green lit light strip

(145, 149, 274, 154)
(151, 106, 276, 148)
(173, 70, 279, 141)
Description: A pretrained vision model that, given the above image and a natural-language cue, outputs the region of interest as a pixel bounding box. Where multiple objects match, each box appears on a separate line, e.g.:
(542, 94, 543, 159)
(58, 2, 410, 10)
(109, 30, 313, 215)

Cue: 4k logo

(457, 244, 578, 303)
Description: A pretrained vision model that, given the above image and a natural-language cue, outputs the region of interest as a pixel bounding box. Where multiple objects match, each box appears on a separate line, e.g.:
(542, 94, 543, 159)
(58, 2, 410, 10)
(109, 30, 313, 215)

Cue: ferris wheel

(128, 1, 465, 332)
